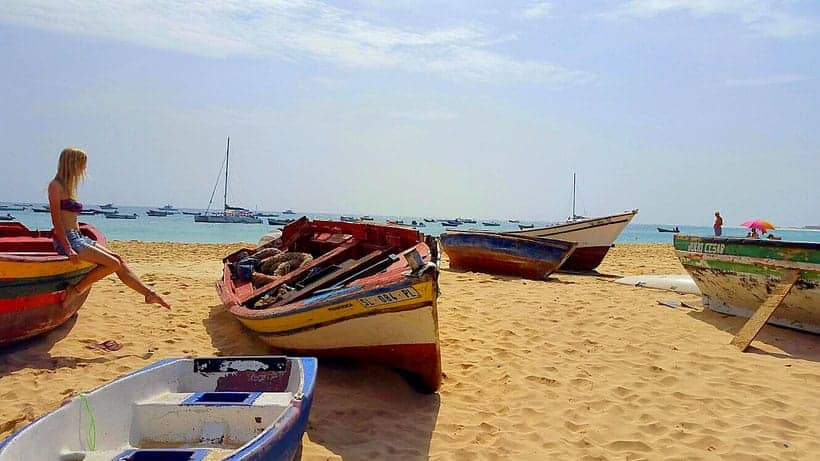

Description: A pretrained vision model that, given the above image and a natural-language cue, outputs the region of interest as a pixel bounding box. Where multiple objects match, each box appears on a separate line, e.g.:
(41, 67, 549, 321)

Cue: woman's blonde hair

(55, 147, 87, 199)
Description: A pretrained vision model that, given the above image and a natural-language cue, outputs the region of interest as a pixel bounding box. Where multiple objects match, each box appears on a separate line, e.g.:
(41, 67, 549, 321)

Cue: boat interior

(0, 357, 305, 461)
(0, 222, 102, 255)
(226, 218, 438, 309)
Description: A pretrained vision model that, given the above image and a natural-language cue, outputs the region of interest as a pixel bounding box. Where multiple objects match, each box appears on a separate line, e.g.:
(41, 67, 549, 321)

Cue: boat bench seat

(131, 391, 293, 447)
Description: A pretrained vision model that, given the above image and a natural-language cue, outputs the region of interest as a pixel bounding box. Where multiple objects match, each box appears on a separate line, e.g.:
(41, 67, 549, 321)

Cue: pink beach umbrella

(740, 219, 775, 233)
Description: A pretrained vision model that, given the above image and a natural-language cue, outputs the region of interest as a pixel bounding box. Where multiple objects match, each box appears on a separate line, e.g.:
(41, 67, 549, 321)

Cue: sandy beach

(1, 241, 819, 460)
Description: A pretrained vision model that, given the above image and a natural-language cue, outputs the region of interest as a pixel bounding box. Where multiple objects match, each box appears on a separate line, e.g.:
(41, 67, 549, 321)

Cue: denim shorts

(53, 229, 96, 255)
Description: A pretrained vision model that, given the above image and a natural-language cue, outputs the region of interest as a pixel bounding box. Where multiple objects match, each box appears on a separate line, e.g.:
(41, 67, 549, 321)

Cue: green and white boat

(674, 235, 820, 334)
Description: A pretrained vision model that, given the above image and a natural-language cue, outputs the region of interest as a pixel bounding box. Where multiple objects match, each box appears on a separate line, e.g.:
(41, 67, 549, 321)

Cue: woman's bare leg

(65, 245, 170, 309)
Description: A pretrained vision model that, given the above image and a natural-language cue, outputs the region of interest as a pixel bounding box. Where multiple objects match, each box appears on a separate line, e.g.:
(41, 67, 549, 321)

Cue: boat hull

(222, 271, 442, 392)
(440, 232, 576, 280)
(674, 235, 820, 334)
(218, 219, 442, 392)
(0, 222, 104, 346)
(510, 210, 638, 271)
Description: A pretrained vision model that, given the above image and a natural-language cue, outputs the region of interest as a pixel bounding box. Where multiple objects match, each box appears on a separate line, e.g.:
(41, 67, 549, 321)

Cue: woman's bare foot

(63, 285, 83, 309)
(145, 290, 171, 309)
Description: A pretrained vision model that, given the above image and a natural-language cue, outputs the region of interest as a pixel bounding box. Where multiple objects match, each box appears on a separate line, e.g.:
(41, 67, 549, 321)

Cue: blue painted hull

(440, 231, 576, 280)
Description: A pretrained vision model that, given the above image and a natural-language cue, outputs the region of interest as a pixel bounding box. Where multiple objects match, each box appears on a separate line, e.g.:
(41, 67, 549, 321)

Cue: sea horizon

(3, 204, 819, 245)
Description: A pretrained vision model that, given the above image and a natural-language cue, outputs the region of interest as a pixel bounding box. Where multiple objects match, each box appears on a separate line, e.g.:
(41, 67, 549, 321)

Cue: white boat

(196, 138, 263, 224)
(0, 356, 317, 461)
(509, 174, 637, 271)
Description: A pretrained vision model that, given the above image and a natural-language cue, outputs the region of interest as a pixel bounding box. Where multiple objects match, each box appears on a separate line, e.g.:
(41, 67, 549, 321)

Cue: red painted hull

(269, 342, 442, 392)
(0, 291, 89, 346)
(559, 245, 612, 271)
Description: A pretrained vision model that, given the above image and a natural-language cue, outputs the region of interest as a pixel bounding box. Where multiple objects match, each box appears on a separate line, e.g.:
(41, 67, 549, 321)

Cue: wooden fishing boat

(0, 222, 105, 346)
(0, 356, 317, 461)
(674, 235, 820, 334)
(217, 218, 442, 392)
(440, 231, 576, 280)
(510, 210, 638, 271)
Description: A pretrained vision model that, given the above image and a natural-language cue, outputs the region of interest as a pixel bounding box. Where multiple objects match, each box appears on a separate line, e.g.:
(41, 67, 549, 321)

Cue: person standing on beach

(713, 212, 723, 236)
(48, 147, 171, 309)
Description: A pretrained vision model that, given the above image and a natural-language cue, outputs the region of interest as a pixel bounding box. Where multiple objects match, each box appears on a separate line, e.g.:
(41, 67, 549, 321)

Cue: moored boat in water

(196, 137, 263, 224)
(674, 235, 820, 334)
(0, 222, 105, 346)
(440, 231, 576, 280)
(217, 218, 442, 392)
(0, 356, 317, 461)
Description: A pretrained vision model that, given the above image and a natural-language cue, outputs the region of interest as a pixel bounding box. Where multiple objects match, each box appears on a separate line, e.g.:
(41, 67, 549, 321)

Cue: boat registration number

(359, 287, 420, 307)
(687, 242, 725, 254)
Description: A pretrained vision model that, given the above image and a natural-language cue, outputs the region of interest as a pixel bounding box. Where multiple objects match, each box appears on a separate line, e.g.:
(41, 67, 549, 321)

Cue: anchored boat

(217, 218, 442, 392)
(0, 222, 105, 346)
(674, 235, 820, 334)
(0, 356, 317, 461)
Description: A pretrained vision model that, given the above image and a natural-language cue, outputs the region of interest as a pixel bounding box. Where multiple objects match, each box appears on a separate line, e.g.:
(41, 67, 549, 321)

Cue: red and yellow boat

(0, 222, 104, 346)
(217, 218, 442, 392)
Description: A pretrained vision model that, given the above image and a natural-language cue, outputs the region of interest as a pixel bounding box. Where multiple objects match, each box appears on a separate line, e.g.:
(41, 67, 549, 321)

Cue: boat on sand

(217, 218, 442, 392)
(675, 235, 820, 334)
(0, 222, 105, 346)
(440, 231, 576, 280)
(0, 356, 316, 461)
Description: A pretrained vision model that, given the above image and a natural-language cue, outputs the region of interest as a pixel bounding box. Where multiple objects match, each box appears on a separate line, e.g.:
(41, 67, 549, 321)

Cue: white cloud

(0, 0, 592, 85)
(725, 73, 815, 86)
(610, 0, 816, 38)
(521, 2, 553, 20)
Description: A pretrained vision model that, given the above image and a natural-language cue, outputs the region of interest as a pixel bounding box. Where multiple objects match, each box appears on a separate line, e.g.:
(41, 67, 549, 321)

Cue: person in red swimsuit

(48, 147, 171, 309)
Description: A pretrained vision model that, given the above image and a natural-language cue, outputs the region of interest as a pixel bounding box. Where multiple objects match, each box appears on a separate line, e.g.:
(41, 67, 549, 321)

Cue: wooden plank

(238, 238, 359, 305)
(272, 249, 390, 306)
(730, 269, 800, 351)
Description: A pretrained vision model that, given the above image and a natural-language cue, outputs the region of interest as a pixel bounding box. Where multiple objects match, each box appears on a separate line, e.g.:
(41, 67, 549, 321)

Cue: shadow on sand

(203, 304, 441, 459)
(0, 315, 114, 379)
(686, 308, 820, 363)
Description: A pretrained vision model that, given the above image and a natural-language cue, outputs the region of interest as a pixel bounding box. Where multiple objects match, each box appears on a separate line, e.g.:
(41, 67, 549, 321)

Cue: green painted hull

(674, 235, 820, 334)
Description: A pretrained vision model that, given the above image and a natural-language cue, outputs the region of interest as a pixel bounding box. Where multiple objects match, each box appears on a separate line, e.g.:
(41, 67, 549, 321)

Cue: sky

(0, 0, 818, 226)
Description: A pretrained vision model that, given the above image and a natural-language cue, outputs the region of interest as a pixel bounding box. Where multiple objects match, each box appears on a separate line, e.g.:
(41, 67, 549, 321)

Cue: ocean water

(4, 206, 820, 245)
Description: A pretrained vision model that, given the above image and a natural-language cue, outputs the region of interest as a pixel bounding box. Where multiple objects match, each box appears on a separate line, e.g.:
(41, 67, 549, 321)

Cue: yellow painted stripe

(237, 279, 437, 334)
(0, 259, 96, 279)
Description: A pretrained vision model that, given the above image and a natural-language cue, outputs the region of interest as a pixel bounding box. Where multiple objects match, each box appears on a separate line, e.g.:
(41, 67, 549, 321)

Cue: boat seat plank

(272, 249, 391, 306)
(239, 239, 360, 305)
(730, 270, 800, 351)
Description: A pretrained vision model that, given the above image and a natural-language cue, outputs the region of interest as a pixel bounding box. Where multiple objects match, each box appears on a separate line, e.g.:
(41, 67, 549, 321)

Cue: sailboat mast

(571, 173, 576, 219)
(224, 137, 230, 211)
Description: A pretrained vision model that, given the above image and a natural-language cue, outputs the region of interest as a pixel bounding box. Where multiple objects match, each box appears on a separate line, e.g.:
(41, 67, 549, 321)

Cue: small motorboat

(105, 212, 138, 219)
(31, 206, 51, 213)
(359, 215, 374, 221)
(99, 203, 116, 209)
(0, 222, 105, 346)
(268, 218, 296, 226)
(657, 226, 680, 233)
(0, 356, 317, 461)
(517, 224, 535, 229)
(0, 214, 14, 221)
(0, 205, 25, 211)
(146, 210, 170, 217)
(482, 222, 501, 226)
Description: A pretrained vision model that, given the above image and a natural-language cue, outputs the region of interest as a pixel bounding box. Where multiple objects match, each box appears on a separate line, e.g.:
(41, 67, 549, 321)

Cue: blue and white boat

(0, 356, 317, 461)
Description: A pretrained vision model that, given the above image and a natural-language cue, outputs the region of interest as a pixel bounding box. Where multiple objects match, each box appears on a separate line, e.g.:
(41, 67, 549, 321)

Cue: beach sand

(1, 242, 819, 459)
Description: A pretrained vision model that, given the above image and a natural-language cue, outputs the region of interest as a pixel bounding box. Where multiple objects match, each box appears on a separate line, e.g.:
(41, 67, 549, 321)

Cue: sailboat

(195, 137, 262, 224)
(509, 173, 638, 271)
